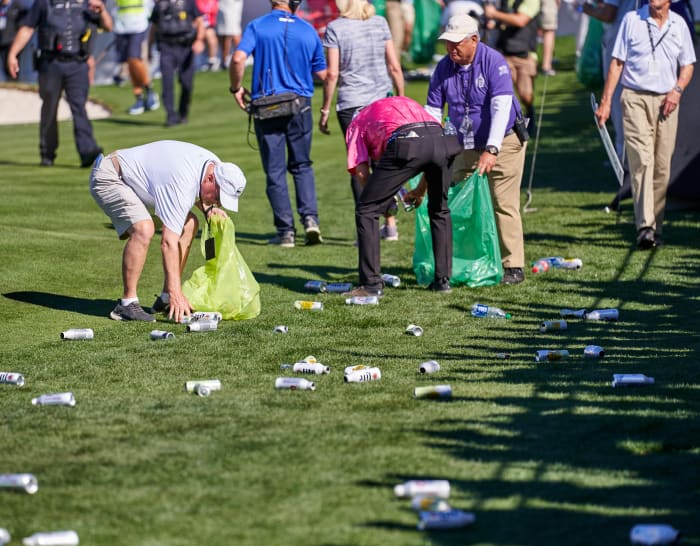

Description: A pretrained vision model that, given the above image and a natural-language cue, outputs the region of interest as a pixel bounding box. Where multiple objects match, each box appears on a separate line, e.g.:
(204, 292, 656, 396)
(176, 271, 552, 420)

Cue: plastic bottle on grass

(394, 479, 450, 498)
(471, 303, 511, 319)
(443, 117, 458, 136)
(22, 530, 79, 546)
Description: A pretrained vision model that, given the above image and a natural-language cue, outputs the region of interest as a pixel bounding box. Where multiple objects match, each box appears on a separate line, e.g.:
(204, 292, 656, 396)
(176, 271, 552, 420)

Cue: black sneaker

(342, 285, 384, 298)
(151, 295, 170, 314)
(636, 227, 655, 250)
(502, 267, 525, 285)
(303, 217, 323, 245)
(109, 301, 156, 322)
(427, 279, 452, 293)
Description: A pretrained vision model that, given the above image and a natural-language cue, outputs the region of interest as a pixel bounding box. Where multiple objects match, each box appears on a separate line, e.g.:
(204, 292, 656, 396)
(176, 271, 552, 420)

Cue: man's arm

(319, 47, 338, 135)
(161, 226, 192, 322)
(483, 3, 532, 28)
(582, 1, 617, 23)
(6, 26, 34, 79)
(229, 50, 248, 110)
(191, 16, 205, 55)
(662, 64, 694, 118)
(595, 58, 624, 126)
(385, 39, 404, 96)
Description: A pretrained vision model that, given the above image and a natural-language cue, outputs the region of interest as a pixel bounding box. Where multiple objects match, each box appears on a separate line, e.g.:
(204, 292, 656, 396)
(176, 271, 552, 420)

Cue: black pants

(159, 42, 196, 123)
(356, 123, 458, 288)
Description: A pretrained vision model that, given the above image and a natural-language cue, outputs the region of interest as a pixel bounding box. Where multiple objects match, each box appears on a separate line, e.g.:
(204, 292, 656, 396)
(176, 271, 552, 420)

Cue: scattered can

(405, 324, 423, 337)
(419, 360, 440, 374)
(0, 528, 9, 545)
(394, 479, 451, 498)
(418, 509, 476, 531)
(275, 377, 316, 391)
(414, 385, 452, 399)
(0, 372, 25, 386)
(186, 319, 218, 333)
(583, 345, 605, 358)
(560, 308, 586, 319)
(381, 273, 401, 287)
(304, 280, 327, 293)
(344, 366, 381, 383)
(495, 352, 511, 359)
(585, 308, 619, 321)
(293, 361, 330, 375)
(410, 496, 451, 512)
(559, 258, 583, 270)
(273, 325, 289, 334)
(630, 524, 680, 545)
(31, 392, 75, 407)
(326, 282, 353, 293)
(21, 530, 79, 546)
(294, 300, 323, 311)
(184, 379, 221, 396)
(539, 320, 567, 333)
(180, 311, 222, 324)
(531, 260, 549, 274)
(345, 296, 379, 305)
(150, 330, 175, 340)
(612, 374, 654, 387)
(60, 328, 93, 340)
(301, 355, 317, 363)
(535, 349, 569, 362)
(0, 473, 38, 494)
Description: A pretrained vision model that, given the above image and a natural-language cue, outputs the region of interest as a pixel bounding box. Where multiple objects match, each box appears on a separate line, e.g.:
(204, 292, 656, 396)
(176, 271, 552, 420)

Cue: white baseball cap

(439, 13, 480, 42)
(213, 162, 246, 212)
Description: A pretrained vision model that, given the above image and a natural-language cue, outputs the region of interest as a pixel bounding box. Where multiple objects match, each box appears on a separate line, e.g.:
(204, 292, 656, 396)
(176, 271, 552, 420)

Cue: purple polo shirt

(426, 42, 518, 149)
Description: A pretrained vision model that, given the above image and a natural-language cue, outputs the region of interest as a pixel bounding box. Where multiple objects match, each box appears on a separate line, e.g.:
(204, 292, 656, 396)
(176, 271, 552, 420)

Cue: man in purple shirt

(424, 13, 528, 285)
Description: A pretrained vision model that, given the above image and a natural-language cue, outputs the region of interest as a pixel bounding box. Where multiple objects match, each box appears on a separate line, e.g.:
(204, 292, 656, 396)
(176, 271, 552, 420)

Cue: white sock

(121, 297, 138, 306)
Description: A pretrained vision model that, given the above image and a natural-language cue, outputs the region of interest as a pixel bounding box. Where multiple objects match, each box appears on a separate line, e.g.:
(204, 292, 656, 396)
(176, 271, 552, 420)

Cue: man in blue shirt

(228, 0, 327, 248)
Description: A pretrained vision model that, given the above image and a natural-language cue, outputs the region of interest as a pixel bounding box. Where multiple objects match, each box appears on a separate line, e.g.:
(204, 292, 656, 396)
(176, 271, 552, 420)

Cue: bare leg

(122, 219, 155, 299)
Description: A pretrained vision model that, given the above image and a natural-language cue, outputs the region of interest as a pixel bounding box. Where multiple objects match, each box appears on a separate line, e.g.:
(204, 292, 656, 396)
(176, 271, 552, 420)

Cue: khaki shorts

(506, 55, 537, 101)
(89, 154, 152, 239)
(539, 0, 559, 30)
(216, 0, 243, 36)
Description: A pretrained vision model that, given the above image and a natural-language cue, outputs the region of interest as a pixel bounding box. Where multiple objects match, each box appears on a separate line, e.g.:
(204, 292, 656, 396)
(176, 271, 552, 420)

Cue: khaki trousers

(621, 87, 679, 235)
(452, 132, 527, 268)
(384, 0, 405, 57)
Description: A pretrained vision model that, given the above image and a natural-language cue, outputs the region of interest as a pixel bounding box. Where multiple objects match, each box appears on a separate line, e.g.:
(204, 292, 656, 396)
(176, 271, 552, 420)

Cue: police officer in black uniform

(149, 0, 204, 127)
(7, 0, 112, 166)
(0, 0, 30, 78)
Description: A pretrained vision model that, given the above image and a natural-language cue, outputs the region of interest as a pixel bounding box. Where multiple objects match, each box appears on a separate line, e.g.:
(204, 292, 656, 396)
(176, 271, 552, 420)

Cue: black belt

(389, 121, 442, 141)
(42, 51, 86, 62)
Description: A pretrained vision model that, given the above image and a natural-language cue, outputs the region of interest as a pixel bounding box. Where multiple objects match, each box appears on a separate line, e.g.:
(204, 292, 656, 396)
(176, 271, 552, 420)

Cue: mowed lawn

(1, 36, 699, 546)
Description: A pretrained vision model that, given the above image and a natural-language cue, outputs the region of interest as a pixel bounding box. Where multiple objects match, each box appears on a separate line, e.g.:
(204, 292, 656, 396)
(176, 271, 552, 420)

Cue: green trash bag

(413, 171, 503, 287)
(183, 215, 261, 320)
(409, 0, 442, 64)
(576, 18, 604, 89)
(373, 0, 385, 16)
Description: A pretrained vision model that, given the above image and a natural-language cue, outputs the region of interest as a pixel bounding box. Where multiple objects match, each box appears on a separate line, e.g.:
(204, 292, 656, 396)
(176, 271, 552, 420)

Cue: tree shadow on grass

(3, 291, 113, 317)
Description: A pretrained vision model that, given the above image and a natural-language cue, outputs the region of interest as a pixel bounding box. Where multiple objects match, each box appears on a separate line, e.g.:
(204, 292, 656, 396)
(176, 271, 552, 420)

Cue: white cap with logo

(438, 13, 480, 42)
(213, 162, 246, 212)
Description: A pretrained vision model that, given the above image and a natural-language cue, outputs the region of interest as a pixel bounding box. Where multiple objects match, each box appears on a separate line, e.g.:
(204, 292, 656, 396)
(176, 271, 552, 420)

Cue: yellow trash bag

(183, 215, 260, 320)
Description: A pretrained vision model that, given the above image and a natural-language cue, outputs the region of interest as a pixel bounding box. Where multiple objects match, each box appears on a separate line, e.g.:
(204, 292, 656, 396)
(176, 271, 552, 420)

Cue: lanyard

(646, 20, 670, 58)
(457, 64, 473, 113)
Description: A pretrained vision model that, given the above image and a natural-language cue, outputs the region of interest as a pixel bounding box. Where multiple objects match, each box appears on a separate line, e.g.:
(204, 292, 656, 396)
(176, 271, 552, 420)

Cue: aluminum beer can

(293, 362, 330, 375)
(419, 360, 440, 374)
(630, 524, 680, 545)
(60, 328, 93, 340)
(560, 308, 586, 318)
(184, 379, 221, 396)
(612, 374, 654, 387)
(417, 509, 476, 531)
(0, 372, 25, 386)
(273, 325, 289, 334)
(294, 300, 323, 311)
(405, 324, 423, 337)
(535, 349, 569, 362)
(186, 319, 218, 332)
(304, 280, 327, 293)
(381, 273, 401, 287)
(0, 473, 39, 494)
(345, 296, 379, 305)
(180, 311, 223, 324)
(559, 258, 583, 270)
(21, 530, 79, 546)
(583, 345, 605, 358)
(150, 330, 175, 340)
(585, 308, 619, 321)
(414, 385, 452, 399)
(326, 282, 353, 293)
(539, 320, 567, 333)
(31, 392, 75, 407)
(275, 377, 316, 391)
(495, 352, 511, 359)
(344, 366, 381, 383)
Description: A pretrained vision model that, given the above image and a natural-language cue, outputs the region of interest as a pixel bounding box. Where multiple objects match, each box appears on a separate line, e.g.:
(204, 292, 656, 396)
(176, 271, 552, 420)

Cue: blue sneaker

(145, 91, 160, 111)
(128, 97, 145, 115)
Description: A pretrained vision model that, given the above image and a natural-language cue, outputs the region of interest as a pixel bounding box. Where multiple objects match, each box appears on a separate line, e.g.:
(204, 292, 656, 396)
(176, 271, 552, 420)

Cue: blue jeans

(254, 96, 319, 235)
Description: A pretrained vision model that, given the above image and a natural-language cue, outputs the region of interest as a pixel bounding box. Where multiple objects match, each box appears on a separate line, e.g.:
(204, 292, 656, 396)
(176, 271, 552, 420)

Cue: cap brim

(439, 31, 468, 42)
(219, 193, 239, 212)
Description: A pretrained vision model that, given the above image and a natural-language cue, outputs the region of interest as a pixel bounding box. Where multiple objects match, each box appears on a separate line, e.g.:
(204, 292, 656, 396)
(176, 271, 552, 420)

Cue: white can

(31, 392, 75, 407)
(417, 509, 476, 530)
(275, 377, 316, 391)
(294, 300, 323, 311)
(0, 473, 39, 494)
(583, 345, 605, 358)
(186, 319, 218, 332)
(405, 324, 423, 337)
(344, 367, 381, 383)
(22, 530, 79, 546)
(181, 311, 222, 324)
(150, 330, 175, 340)
(183, 379, 221, 396)
(414, 385, 452, 399)
(539, 320, 567, 333)
(60, 328, 93, 340)
(345, 296, 379, 305)
(0, 371, 25, 386)
(630, 524, 680, 545)
(273, 325, 289, 334)
(293, 362, 330, 375)
(381, 273, 401, 287)
(534, 349, 569, 362)
(394, 479, 450, 498)
(559, 258, 583, 270)
(585, 308, 619, 321)
(418, 360, 440, 374)
(612, 374, 654, 387)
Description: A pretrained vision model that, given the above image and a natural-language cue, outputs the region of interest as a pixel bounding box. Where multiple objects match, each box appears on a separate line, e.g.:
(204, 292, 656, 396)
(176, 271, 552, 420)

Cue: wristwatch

(485, 145, 499, 156)
(229, 86, 240, 95)
(673, 85, 683, 94)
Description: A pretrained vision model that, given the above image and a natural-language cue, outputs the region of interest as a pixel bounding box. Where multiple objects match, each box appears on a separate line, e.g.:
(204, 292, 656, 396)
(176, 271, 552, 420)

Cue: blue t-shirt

(426, 43, 519, 148)
(237, 9, 326, 99)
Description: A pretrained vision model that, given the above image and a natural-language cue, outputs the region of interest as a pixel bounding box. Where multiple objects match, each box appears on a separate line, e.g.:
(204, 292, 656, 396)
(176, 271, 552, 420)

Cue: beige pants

(385, 0, 405, 57)
(452, 133, 527, 268)
(621, 87, 679, 235)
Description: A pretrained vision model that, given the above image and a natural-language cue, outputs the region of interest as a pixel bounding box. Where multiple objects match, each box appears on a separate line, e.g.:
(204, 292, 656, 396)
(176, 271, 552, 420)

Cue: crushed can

(31, 392, 75, 407)
(612, 374, 654, 387)
(405, 324, 423, 336)
(419, 360, 440, 374)
(304, 280, 327, 293)
(417, 509, 476, 531)
(0, 372, 25, 386)
(21, 530, 79, 546)
(535, 349, 569, 362)
(186, 319, 218, 332)
(184, 379, 221, 396)
(585, 308, 619, 321)
(381, 273, 401, 287)
(180, 311, 222, 324)
(60, 328, 93, 340)
(583, 345, 605, 358)
(293, 361, 330, 375)
(630, 524, 680, 545)
(414, 385, 452, 399)
(560, 308, 586, 319)
(0, 473, 38, 494)
(150, 330, 175, 340)
(539, 320, 567, 333)
(531, 260, 549, 274)
(326, 282, 353, 293)
(275, 377, 315, 391)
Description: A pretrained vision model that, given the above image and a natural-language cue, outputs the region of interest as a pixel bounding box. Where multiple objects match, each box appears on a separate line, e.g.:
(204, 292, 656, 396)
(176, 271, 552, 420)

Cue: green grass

(1, 37, 699, 545)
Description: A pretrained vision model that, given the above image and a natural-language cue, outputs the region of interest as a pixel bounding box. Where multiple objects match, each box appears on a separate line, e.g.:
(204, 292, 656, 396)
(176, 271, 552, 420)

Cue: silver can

(292, 362, 330, 375)
(381, 273, 401, 287)
(186, 319, 218, 332)
(0, 473, 38, 494)
(183, 379, 221, 396)
(0, 372, 25, 386)
(31, 392, 75, 407)
(60, 328, 94, 340)
(181, 311, 223, 324)
(495, 352, 511, 359)
(326, 282, 353, 293)
(583, 345, 605, 358)
(414, 385, 452, 399)
(344, 367, 381, 383)
(304, 280, 327, 293)
(585, 308, 619, 321)
(612, 374, 654, 387)
(405, 324, 423, 337)
(150, 330, 175, 340)
(539, 320, 567, 333)
(560, 308, 586, 318)
(21, 530, 79, 546)
(534, 349, 569, 362)
(630, 524, 680, 545)
(419, 360, 440, 374)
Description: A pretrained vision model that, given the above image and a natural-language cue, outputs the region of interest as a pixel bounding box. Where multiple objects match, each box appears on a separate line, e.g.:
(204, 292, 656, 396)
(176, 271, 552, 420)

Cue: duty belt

(388, 121, 442, 143)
